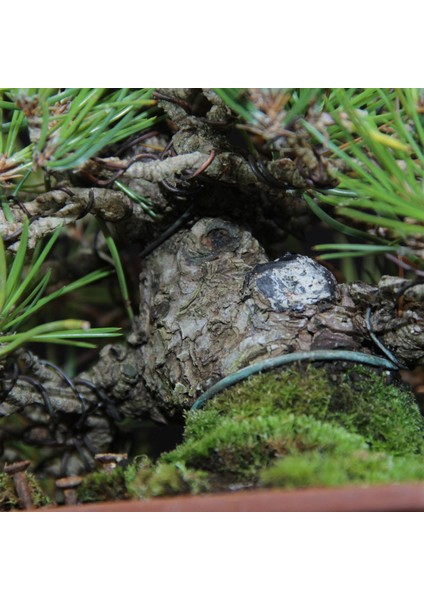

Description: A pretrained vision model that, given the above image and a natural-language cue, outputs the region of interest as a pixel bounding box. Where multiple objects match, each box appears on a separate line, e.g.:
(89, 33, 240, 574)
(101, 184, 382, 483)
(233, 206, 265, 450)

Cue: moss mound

(73, 364, 424, 502)
(196, 365, 424, 456)
(147, 365, 424, 494)
(77, 468, 128, 504)
(260, 451, 424, 489)
(164, 412, 367, 479)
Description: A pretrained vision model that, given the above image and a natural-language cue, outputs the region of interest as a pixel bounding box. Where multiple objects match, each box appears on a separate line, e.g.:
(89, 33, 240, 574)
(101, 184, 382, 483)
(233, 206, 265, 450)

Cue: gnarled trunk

(2, 217, 424, 475)
(89, 217, 424, 421)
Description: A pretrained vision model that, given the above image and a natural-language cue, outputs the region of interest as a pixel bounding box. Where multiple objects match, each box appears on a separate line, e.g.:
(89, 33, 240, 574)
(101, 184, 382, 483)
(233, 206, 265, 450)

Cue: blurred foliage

(216, 88, 424, 275)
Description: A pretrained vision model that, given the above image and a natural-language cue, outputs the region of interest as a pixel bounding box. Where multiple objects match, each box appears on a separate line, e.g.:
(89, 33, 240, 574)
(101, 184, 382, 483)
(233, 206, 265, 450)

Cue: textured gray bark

(1, 89, 317, 259)
(119, 217, 424, 415)
(3, 216, 424, 474)
(2, 89, 424, 476)
(4, 217, 424, 421)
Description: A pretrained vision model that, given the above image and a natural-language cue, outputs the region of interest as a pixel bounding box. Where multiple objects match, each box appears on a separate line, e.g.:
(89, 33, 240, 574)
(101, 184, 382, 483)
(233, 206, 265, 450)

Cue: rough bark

(2, 89, 424, 475)
(5, 217, 423, 421)
(120, 217, 424, 415)
(2, 216, 424, 476)
(1, 88, 321, 259)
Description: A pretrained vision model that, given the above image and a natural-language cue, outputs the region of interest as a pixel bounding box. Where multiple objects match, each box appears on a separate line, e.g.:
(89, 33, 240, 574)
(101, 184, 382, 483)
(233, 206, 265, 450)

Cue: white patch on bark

(251, 254, 337, 312)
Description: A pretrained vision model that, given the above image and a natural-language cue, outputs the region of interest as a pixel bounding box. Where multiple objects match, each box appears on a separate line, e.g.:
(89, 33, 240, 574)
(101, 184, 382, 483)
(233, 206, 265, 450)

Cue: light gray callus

(247, 253, 337, 312)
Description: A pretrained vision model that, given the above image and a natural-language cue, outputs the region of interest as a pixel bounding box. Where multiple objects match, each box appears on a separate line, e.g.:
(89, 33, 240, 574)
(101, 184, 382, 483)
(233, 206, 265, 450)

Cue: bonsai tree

(1, 88, 424, 507)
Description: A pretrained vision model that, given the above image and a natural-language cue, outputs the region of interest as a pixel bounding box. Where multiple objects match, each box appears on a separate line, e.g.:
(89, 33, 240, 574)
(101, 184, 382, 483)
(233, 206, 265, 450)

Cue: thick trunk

(117, 217, 424, 416)
(3, 89, 424, 485)
(2, 217, 424, 474)
(4, 217, 424, 422)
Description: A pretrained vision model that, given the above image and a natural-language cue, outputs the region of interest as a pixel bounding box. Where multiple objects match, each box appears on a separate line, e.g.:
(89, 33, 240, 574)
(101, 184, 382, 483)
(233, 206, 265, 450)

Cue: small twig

(7, 195, 33, 217)
(116, 130, 161, 157)
(386, 253, 424, 278)
(160, 139, 176, 160)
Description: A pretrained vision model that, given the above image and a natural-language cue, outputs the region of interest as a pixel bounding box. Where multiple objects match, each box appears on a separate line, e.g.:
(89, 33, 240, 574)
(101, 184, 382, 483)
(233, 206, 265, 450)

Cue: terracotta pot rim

(36, 482, 424, 512)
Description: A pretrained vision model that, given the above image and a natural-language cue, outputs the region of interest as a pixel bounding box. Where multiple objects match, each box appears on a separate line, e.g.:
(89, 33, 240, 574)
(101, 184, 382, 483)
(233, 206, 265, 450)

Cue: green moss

(27, 474, 51, 508)
(143, 364, 424, 493)
(260, 451, 424, 489)
(77, 468, 128, 503)
(74, 458, 209, 503)
(0, 472, 51, 510)
(126, 457, 210, 499)
(68, 364, 424, 502)
(164, 412, 367, 480)
(203, 365, 424, 455)
(0, 473, 19, 510)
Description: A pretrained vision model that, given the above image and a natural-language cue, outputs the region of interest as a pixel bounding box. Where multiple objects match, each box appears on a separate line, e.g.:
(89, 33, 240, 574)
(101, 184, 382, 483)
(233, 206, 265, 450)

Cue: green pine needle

(97, 218, 135, 322)
(303, 89, 424, 267)
(0, 218, 121, 359)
